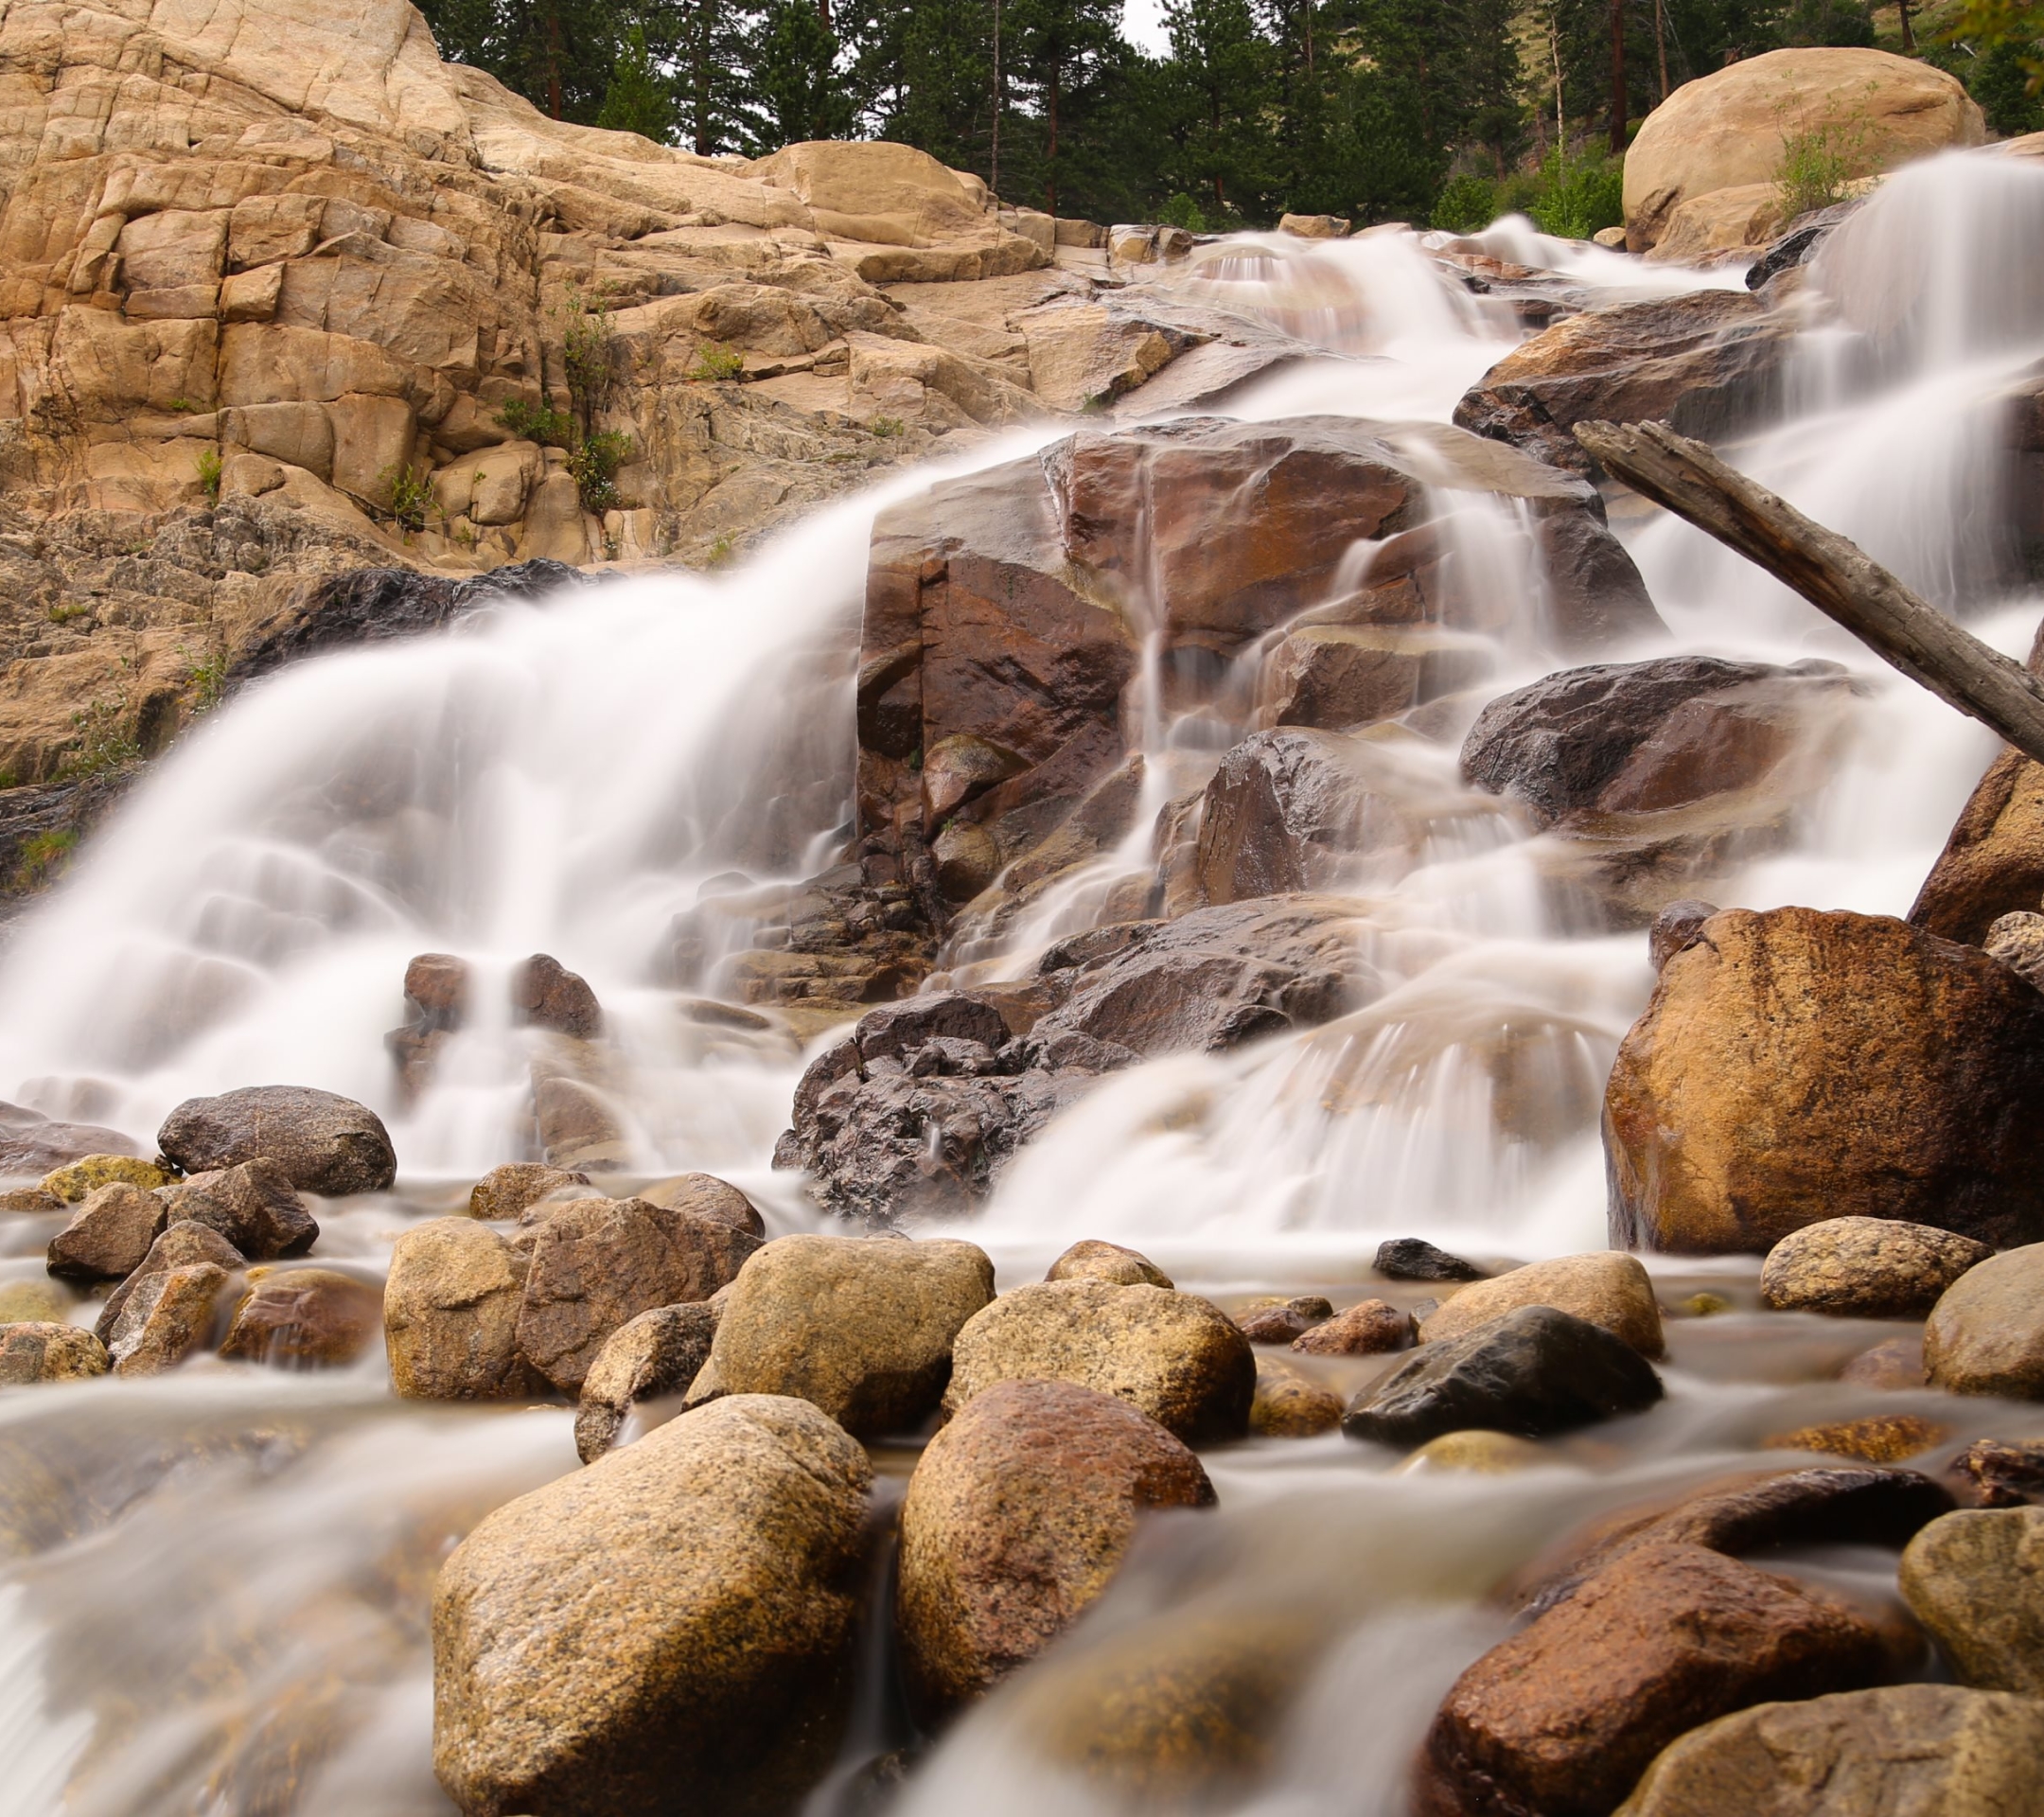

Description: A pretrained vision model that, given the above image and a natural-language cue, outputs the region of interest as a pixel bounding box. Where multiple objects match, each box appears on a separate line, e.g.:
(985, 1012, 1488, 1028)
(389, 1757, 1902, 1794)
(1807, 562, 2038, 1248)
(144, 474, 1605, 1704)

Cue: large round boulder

(896, 1379, 1214, 1713)
(433, 1395, 872, 1817)
(158, 1085, 396, 1195)
(1605, 908, 2044, 1253)
(1761, 1217, 1991, 1319)
(943, 1279, 1256, 1445)
(710, 1234, 994, 1439)
(1898, 1507, 2044, 1694)
(1418, 1253, 1664, 1357)
(1923, 1244, 2044, 1399)
(384, 1217, 537, 1401)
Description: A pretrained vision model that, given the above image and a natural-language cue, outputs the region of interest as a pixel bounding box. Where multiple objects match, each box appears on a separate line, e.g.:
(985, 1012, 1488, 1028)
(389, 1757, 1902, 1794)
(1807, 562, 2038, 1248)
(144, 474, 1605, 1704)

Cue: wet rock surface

(158, 1085, 396, 1196)
(1291, 1297, 1414, 1356)
(0, 1320, 110, 1384)
(1249, 1356, 1347, 1435)
(1924, 1244, 2044, 1398)
(1418, 1253, 1665, 1358)
(1899, 1507, 2044, 1694)
(219, 1267, 381, 1368)
(1376, 1238, 1488, 1282)
(467, 1163, 591, 1222)
(1760, 1217, 1992, 1318)
(575, 1302, 719, 1465)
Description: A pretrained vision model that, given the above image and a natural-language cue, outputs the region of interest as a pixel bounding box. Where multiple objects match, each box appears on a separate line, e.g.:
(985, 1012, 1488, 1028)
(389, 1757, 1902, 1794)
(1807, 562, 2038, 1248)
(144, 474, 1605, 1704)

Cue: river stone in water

(1423, 1542, 1895, 1817)
(1292, 1297, 1413, 1355)
(45, 1181, 166, 1280)
(0, 1321, 108, 1383)
(433, 1395, 872, 1817)
(1760, 1216, 1992, 1318)
(711, 1234, 994, 1438)
(575, 1302, 718, 1464)
(172, 1159, 319, 1261)
(467, 1163, 590, 1221)
(518, 1196, 760, 1395)
(0, 1279, 72, 1324)
(1249, 1356, 1345, 1436)
(1418, 1252, 1665, 1357)
(896, 1379, 1215, 1711)
(94, 1221, 244, 1341)
(41, 1154, 167, 1201)
(1605, 908, 2044, 1252)
(219, 1267, 381, 1368)
(157, 1085, 397, 1196)
(384, 1218, 536, 1401)
(1616, 1684, 2044, 1817)
(1046, 1238, 1172, 1288)
(1899, 1507, 2044, 1694)
(639, 1172, 765, 1236)
(1924, 1244, 2044, 1398)
(944, 1279, 1256, 1445)
(111, 1261, 233, 1374)
(1345, 1307, 1664, 1449)
(1375, 1237, 1487, 1281)
(1234, 1296, 1333, 1343)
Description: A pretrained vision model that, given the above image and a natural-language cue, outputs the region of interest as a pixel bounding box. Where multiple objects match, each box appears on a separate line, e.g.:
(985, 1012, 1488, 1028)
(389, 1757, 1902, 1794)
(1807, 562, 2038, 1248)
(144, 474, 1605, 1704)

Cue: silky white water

(2, 148, 2041, 1815)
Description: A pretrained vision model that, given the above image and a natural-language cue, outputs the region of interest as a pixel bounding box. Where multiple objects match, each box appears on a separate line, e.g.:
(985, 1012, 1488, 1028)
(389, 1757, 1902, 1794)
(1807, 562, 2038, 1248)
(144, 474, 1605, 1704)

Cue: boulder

(40, 1154, 167, 1201)
(383, 1217, 537, 1401)
(709, 1234, 994, 1438)
(1292, 1297, 1414, 1356)
(1253, 622, 1494, 732)
(0, 1321, 109, 1384)
(433, 1395, 872, 1817)
(1423, 1542, 1897, 1817)
(1616, 1685, 2044, 1817)
(1623, 48, 1984, 252)
(170, 1159, 319, 1260)
(1233, 1295, 1333, 1344)
(94, 1221, 245, 1343)
(1418, 1253, 1665, 1358)
(944, 1279, 1256, 1446)
(1343, 1307, 1664, 1450)
(1899, 1507, 2044, 1694)
(157, 1085, 396, 1196)
(1951, 1438, 2044, 1508)
(110, 1261, 234, 1374)
(896, 1379, 1215, 1711)
(1911, 747, 2044, 945)
(1046, 1239, 1172, 1288)
(1376, 1237, 1487, 1282)
(512, 954, 603, 1039)
(218, 1266, 381, 1368)
(1013, 300, 1181, 412)
(1926, 1244, 2044, 1398)
(638, 1172, 765, 1237)
(1605, 908, 2044, 1253)
(467, 1162, 591, 1221)
(1249, 1356, 1346, 1437)
(1760, 1217, 1991, 1318)
(0, 1119, 145, 1176)
(575, 1302, 718, 1464)
(44, 1181, 166, 1280)
(518, 1196, 761, 1394)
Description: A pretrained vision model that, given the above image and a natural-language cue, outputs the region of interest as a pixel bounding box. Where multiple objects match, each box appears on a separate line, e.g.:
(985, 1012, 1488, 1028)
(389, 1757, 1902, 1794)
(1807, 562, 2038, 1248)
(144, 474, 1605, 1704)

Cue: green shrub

(383, 463, 433, 534)
(58, 697, 139, 780)
(13, 828, 77, 892)
(495, 399, 575, 448)
(182, 646, 227, 713)
(1529, 150, 1626, 240)
(689, 344, 746, 383)
(196, 446, 221, 504)
(569, 429, 634, 515)
(868, 415, 906, 438)
(1157, 192, 1208, 233)
(560, 283, 617, 415)
(1432, 172, 1500, 233)
(45, 601, 92, 626)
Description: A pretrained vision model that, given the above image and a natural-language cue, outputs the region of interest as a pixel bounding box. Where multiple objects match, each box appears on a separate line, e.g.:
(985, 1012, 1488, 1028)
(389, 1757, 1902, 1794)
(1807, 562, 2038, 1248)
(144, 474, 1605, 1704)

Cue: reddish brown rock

(1839, 1335, 1927, 1390)
(896, 1379, 1215, 1712)
(1911, 747, 2044, 944)
(44, 1181, 166, 1280)
(1046, 1239, 1172, 1289)
(512, 954, 603, 1039)
(171, 1159, 319, 1260)
(219, 1266, 381, 1368)
(1233, 1296, 1333, 1344)
(574, 1301, 719, 1464)
(94, 1221, 245, 1343)
(405, 953, 471, 1027)
(157, 1085, 396, 1196)
(467, 1162, 591, 1221)
(1292, 1297, 1413, 1356)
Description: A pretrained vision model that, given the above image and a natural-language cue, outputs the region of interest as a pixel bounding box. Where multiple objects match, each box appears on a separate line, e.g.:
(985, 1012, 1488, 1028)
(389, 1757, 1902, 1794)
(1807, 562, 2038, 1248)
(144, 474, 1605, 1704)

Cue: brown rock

(467, 1162, 591, 1221)
(1760, 1216, 1991, 1318)
(1984, 909, 2044, 992)
(1605, 908, 2044, 1253)
(1899, 1507, 2044, 1694)
(0, 1119, 146, 1177)
(1255, 622, 1493, 732)
(404, 952, 470, 1028)
(111, 1262, 235, 1375)
(638, 1172, 765, 1237)
(1046, 1239, 1172, 1288)
(518, 1196, 760, 1394)
(1762, 1415, 1947, 1465)
(574, 1302, 719, 1464)
(1950, 1438, 2044, 1508)
(157, 1085, 396, 1196)
(1401, 1430, 1550, 1473)
(1249, 1356, 1345, 1437)
(171, 1159, 319, 1260)
(1292, 1297, 1414, 1356)
(1233, 1295, 1333, 1343)
(1839, 1335, 1926, 1390)
(1419, 1254, 1664, 1358)
(1648, 899, 1718, 972)
(219, 1267, 381, 1368)
(1911, 748, 2044, 944)
(94, 1221, 245, 1342)
(44, 1181, 166, 1280)
(512, 953, 603, 1039)
(0, 1321, 109, 1384)
(1924, 1244, 2044, 1398)
(1424, 1543, 1897, 1817)
(897, 1379, 1215, 1711)
(383, 1217, 537, 1402)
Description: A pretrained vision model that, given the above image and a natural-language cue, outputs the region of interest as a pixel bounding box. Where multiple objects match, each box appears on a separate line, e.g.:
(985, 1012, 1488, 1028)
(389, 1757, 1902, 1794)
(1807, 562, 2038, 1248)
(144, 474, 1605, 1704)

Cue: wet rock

(111, 1261, 234, 1374)
(1254, 623, 1494, 733)
(1419, 1253, 1665, 1358)
(519, 1197, 761, 1395)
(1233, 1295, 1333, 1344)
(0, 1279, 73, 1323)
(1607, 908, 2044, 1253)
(1616, 1684, 2044, 1817)
(94, 1222, 245, 1343)
(1046, 1239, 1172, 1288)
(896, 1378, 1215, 1711)
(512, 954, 603, 1040)
(1292, 1297, 1415, 1356)
(1911, 748, 2044, 945)
(1249, 1356, 1345, 1437)
(403, 952, 472, 1029)
(0, 1321, 109, 1383)
(45, 1181, 166, 1280)
(467, 1162, 591, 1221)
(575, 1302, 718, 1464)
(1343, 1307, 1664, 1450)
(1899, 1507, 2044, 1693)
(945, 1279, 1256, 1446)
(0, 1188, 62, 1214)
(1924, 1244, 2044, 1398)
(1376, 1237, 1488, 1282)
(383, 1218, 537, 1402)
(1401, 1429, 1549, 1473)
(219, 1267, 380, 1368)
(1840, 1335, 1927, 1390)
(931, 820, 1001, 899)
(158, 1085, 397, 1196)
(1760, 1216, 1991, 1318)
(41, 1154, 167, 1201)
(432, 1395, 872, 1817)
(1647, 898, 1718, 971)
(0, 1116, 145, 1176)
(1422, 1542, 1897, 1817)
(638, 1172, 765, 1238)
(171, 1159, 319, 1261)
(1950, 1438, 2044, 1508)
(1762, 1416, 1947, 1465)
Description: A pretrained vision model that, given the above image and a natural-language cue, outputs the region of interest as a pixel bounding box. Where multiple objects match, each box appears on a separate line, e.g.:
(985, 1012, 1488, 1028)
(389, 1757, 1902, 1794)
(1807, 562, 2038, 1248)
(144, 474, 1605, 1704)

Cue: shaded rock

(1292, 1297, 1414, 1356)
(1760, 1217, 1991, 1318)
(94, 1222, 245, 1343)
(1925, 1244, 2044, 1398)
(467, 1162, 591, 1221)
(110, 1262, 234, 1375)
(896, 1379, 1215, 1711)
(1763, 1415, 1947, 1466)
(1423, 1542, 1897, 1817)
(158, 1085, 396, 1196)
(1376, 1237, 1488, 1282)
(519, 1197, 761, 1395)
(710, 1233, 994, 1438)
(1253, 623, 1493, 732)
(1343, 1306, 1664, 1450)
(1899, 1507, 2044, 1694)
(0, 1119, 145, 1175)
(171, 1159, 319, 1261)
(639, 1172, 765, 1237)
(45, 1182, 166, 1280)
(383, 1218, 537, 1402)
(1616, 1684, 2044, 1817)
(1951, 1438, 2044, 1508)
(433, 1396, 872, 1817)
(575, 1302, 718, 1464)
(1840, 1335, 1927, 1391)
(1046, 1239, 1172, 1289)
(1420, 1253, 1664, 1358)
(1606, 908, 2044, 1253)
(1249, 1356, 1346, 1437)
(41, 1154, 167, 1201)
(219, 1267, 381, 1368)
(0, 1321, 108, 1383)
(1648, 898, 1718, 972)
(944, 1279, 1256, 1445)
(1910, 746, 2044, 945)
(1234, 1295, 1333, 1344)
(512, 954, 603, 1039)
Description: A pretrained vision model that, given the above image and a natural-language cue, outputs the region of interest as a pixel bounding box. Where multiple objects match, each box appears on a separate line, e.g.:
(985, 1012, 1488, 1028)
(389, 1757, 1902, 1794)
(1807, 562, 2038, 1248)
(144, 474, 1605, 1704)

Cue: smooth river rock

(1924, 1244, 2044, 1399)
(0, 1320, 109, 1383)
(1418, 1253, 1665, 1358)
(1292, 1297, 1413, 1355)
(218, 1266, 381, 1368)
(433, 1395, 872, 1817)
(1760, 1216, 1992, 1319)
(384, 1218, 537, 1401)
(1249, 1355, 1346, 1436)
(158, 1085, 396, 1196)
(574, 1302, 718, 1464)
(94, 1221, 244, 1342)
(1046, 1238, 1172, 1288)
(467, 1163, 590, 1221)
(1899, 1507, 2044, 1694)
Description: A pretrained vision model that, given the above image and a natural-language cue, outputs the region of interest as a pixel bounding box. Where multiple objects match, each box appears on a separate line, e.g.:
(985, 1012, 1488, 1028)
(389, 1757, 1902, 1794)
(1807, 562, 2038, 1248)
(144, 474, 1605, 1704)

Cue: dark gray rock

(158, 1085, 396, 1196)
(1648, 897, 1719, 970)
(172, 1159, 319, 1261)
(1375, 1237, 1487, 1282)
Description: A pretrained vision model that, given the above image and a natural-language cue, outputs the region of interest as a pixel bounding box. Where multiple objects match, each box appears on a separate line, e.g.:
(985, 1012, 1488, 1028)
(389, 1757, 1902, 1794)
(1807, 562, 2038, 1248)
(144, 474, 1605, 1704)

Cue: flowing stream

(3, 150, 2043, 1814)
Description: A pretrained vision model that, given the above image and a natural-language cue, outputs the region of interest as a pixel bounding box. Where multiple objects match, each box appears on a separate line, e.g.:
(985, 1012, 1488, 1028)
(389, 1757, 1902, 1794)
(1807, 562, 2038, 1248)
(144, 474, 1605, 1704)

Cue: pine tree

(596, 25, 679, 140)
(744, 1, 855, 150)
(1158, 0, 1280, 221)
(1007, 0, 1123, 218)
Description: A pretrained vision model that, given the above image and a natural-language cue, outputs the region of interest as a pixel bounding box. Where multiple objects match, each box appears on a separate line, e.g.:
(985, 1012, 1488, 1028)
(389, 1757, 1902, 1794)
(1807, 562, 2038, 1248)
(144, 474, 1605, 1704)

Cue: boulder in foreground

(158, 1085, 396, 1195)
(1898, 1506, 2044, 1695)
(1418, 1253, 1664, 1358)
(1923, 1244, 2044, 1399)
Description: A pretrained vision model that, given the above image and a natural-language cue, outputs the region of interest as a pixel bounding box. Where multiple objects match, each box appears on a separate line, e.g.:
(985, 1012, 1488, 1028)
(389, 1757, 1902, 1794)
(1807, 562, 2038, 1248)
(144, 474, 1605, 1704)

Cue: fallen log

(1573, 417, 2044, 768)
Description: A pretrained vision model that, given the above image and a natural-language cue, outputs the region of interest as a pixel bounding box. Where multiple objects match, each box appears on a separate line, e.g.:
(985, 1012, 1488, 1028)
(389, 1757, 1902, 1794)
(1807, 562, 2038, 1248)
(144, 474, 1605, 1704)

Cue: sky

(1120, 0, 1171, 56)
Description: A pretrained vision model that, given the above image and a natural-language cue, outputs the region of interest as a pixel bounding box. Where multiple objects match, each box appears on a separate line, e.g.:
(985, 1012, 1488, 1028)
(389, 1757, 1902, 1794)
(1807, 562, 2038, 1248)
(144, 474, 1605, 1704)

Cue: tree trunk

(1609, 0, 1628, 154)
(1654, 0, 1668, 102)
(1898, 0, 1916, 52)
(544, 0, 564, 120)
(693, 0, 714, 154)
(1046, 62, 1059, 221)
(991, 0, 1002, 202)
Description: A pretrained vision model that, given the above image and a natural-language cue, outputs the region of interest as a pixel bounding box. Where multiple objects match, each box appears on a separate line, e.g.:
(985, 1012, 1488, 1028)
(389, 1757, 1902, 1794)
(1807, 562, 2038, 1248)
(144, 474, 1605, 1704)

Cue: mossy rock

(42, 1155, 168, 1202)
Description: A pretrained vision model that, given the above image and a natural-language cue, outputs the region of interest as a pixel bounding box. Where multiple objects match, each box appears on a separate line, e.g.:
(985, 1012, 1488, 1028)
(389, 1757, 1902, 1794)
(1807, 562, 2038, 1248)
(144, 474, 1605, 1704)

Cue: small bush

(13, 828, 77, 892)
(58, 697, 139, 781)
(1157, 192, 1208, 233)
(1432, 172, 1500, 234)
(495, 399, 575, 448)
(560, 283, 617, 415)
(45, 601, 92, 626)
(705, 533, 734, 568)
(1529, 150, 1626, 240)
(383, 463, 433, 534)
(196, 446, 222, 504)
(1774, 94, 1874, 221)
(182, 645, 227, 713)
(569, 428, 634, 516)
(868, 415, 906, 439)
(689, 344, 746, 383)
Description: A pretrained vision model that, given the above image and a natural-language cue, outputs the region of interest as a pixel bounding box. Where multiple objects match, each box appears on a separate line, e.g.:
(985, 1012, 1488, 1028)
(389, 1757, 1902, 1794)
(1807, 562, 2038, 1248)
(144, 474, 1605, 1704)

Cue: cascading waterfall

(4, 147, 2043, 1816)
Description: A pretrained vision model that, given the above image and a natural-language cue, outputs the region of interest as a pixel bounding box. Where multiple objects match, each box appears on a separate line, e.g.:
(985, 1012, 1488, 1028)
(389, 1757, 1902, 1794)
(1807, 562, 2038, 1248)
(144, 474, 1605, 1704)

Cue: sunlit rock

(1418, 1254, 1665, 1359)
(1045, 1238, 1172, 1289)
(1924, 1244, 2044, 1399)
(1900, 1507, 2044, 1693)
(383, 1217, 537, 1402)
(1760, 1216, 1991, 1319)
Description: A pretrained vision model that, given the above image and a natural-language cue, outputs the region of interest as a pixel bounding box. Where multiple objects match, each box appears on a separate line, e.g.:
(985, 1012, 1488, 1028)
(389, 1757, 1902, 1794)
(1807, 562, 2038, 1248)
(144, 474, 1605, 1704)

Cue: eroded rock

(383, 1217, 536, 1401)
(219, 1267, 381, 1368)
(45, 1181, 166, 1280)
